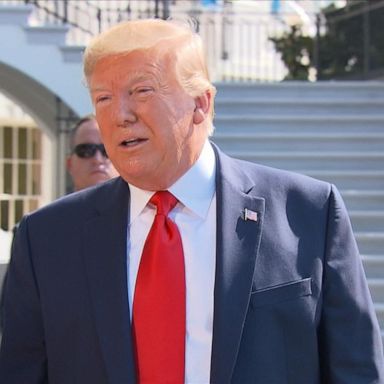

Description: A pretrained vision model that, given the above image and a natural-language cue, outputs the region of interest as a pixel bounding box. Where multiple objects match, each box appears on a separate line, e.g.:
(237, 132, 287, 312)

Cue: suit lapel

(81, 148, 264, 384)
(210, 147, 265, 383)
(83, 178, 136, 384)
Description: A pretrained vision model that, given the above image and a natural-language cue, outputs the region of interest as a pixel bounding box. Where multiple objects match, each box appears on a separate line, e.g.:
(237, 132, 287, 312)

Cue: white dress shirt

(127, 140, 217, 383)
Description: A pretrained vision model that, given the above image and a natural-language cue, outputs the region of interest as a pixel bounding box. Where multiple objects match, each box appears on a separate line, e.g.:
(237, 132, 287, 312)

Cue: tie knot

(150, 191, 178, 216)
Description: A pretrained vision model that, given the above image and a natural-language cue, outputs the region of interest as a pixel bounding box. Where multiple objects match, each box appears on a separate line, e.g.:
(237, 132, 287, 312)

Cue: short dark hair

(69, 114, 96, 151)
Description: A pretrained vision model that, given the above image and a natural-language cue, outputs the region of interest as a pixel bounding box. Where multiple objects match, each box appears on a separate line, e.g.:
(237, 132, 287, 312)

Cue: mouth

(119, 138, 148, 148)
(91, 168, 108, 175)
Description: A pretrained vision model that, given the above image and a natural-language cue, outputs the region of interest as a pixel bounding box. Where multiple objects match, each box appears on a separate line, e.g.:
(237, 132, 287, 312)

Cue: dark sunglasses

(73, 143, 108, 159)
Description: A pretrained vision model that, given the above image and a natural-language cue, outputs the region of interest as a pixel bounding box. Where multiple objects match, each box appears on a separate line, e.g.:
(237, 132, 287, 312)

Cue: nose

(114, 95, 137, 127)
(92, 149, 106, 163)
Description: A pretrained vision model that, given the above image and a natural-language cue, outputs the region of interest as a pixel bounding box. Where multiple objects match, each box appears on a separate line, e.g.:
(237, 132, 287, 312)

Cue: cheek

(96, 122, 113, 146)
(70, 158, 81, 172)
(95, 107, 112, 127)
(72, 161, 88, 176)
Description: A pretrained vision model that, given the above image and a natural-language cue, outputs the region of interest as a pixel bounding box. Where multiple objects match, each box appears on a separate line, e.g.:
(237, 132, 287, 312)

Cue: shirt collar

(129, 140, 216, 223)
(128, 185, 153, 225)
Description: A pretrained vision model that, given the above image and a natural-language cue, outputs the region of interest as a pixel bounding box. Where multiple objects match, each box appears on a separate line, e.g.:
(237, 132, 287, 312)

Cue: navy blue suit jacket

(0, 146, 383, 383)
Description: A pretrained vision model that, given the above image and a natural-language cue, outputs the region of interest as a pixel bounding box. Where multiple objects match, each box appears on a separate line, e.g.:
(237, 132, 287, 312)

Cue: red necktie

(133, 191, 186, 384)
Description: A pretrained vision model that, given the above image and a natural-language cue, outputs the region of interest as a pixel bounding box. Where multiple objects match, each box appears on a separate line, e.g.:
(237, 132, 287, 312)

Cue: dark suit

(0, 146, 383, 383)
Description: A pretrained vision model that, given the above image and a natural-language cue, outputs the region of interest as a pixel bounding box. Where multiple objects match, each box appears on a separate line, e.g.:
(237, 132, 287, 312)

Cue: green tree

(318, 0, 384, 79)
(270, 25, 314, 80)
(270, 0, 384, 80)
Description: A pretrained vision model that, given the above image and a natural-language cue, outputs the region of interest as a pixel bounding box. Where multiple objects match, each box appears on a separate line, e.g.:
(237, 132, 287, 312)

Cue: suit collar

(170, 139, 216, 219)
(210, 145, 265, 383)
(83, 177, 136, 383)
(82, 148, 265, 384)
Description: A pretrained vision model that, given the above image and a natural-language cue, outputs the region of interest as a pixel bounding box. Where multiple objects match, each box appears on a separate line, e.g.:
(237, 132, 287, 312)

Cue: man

(0, 115, 118, 333)
(0, 19, 383, 384)
(66, 115, 118, 191)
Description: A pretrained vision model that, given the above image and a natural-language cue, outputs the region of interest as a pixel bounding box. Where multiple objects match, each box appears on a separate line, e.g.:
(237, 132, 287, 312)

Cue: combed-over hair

(83, 19, 216, 130)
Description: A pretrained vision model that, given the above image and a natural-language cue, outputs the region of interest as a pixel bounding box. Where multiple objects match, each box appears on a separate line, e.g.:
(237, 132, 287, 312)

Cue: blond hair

(83, 18, 216, 130)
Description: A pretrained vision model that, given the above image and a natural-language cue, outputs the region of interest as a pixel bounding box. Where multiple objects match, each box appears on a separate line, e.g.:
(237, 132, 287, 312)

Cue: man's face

(67, 119, 118, 191)
(89, 49, 208, 191)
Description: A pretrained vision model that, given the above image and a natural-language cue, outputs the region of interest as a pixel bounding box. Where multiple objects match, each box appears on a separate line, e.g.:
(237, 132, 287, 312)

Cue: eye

(137, 87, 152, 93)
(95, 95, 111, 104)
(131, 87, 154, 98)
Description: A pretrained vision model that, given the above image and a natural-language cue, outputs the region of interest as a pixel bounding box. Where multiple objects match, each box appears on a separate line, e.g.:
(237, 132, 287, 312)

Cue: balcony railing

(314, 1, 384, 80)
(1, 0, 383, 82)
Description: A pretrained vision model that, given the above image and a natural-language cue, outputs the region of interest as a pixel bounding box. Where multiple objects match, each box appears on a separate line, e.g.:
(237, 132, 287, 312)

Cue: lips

(91, 166, 108, 174)
(120, 138, 147, 147)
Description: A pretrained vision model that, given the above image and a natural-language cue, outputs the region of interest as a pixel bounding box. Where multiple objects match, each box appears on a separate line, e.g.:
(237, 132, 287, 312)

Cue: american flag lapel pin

(243, 208, 258, 222)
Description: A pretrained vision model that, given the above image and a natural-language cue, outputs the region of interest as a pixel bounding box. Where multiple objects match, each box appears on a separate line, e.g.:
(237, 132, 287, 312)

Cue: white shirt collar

(129, 140, 216, 222)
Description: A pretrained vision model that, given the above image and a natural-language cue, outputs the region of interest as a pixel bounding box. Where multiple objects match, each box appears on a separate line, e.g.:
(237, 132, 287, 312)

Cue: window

(0, 123, 42, 231)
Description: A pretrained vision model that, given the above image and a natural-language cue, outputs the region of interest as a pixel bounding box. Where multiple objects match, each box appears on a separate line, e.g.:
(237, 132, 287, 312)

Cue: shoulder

(24, 177, 127, 227)
(216, 146, 332, 201)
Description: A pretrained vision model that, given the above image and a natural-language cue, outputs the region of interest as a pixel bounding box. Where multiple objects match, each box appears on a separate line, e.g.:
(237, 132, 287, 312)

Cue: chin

(91, 176, 109, 185)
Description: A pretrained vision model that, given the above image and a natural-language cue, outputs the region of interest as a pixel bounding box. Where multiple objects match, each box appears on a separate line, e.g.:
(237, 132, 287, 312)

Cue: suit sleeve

(319, 185, 384, 383)
(0, 216, 48, 383)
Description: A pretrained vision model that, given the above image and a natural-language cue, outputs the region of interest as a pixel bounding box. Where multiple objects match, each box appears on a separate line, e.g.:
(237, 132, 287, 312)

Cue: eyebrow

(90, 74, 154, 93)
(90, 74, 156, 93)
(126, 72, 159, 89)
(90, 86, 109, 93)
(130, 72, 153, 82)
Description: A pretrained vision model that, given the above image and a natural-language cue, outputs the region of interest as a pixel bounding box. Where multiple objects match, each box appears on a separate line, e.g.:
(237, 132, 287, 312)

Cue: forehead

(74, 120, 101, 144)
(89, 49, 174, 88)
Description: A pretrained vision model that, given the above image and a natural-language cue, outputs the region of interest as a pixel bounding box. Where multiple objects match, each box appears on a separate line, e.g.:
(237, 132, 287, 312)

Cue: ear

(66, 156, 73, 175)
(193, 90, 211, 125)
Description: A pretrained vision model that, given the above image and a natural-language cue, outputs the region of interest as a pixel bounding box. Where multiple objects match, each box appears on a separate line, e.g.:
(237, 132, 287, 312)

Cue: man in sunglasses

(66, 115, 118, 192)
